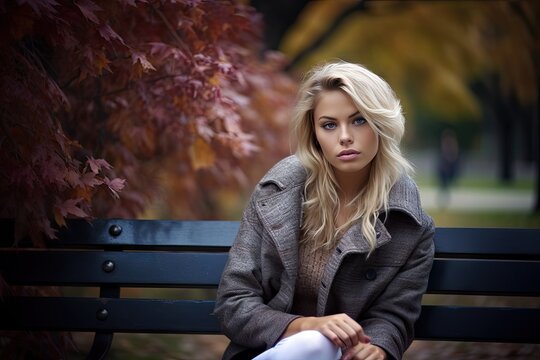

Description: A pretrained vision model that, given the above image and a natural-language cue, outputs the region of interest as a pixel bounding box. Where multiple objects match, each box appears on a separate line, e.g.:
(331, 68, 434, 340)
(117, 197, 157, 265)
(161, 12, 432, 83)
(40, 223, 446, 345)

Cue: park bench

(1, 219, 540, 359)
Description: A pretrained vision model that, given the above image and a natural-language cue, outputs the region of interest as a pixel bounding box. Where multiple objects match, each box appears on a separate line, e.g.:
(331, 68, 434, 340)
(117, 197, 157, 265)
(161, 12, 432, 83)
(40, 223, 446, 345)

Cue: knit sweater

(291, 233, 337, 316)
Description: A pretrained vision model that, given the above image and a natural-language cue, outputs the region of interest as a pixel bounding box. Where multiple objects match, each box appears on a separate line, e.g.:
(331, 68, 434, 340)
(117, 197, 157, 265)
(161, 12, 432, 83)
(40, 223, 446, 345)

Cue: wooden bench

(1, 219, 540, 359)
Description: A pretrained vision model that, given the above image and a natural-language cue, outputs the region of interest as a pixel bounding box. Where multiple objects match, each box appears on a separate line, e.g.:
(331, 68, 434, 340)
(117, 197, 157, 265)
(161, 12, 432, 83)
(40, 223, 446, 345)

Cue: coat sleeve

(214, 194, 300, 350)
(359, 215, 435, 360)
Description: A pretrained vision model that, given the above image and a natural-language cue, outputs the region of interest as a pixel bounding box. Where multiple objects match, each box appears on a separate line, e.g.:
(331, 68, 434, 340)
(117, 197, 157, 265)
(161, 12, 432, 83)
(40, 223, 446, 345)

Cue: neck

(335, 168, 370, 202)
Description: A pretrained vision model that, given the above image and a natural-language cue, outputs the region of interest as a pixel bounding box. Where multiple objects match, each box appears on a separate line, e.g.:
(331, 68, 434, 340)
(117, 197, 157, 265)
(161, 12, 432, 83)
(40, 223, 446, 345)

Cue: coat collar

(255, 155, 424, 258)
(259, 155, 423, 224)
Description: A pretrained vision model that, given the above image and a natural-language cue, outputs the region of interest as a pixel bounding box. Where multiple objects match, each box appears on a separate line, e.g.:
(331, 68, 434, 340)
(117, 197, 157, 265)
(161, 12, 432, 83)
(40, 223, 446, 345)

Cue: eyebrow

(318, 111, 360, 121)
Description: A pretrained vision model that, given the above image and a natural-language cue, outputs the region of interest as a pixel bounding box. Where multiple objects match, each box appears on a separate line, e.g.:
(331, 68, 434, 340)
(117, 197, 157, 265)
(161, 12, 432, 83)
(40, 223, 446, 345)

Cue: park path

(418, 187, 535, 211)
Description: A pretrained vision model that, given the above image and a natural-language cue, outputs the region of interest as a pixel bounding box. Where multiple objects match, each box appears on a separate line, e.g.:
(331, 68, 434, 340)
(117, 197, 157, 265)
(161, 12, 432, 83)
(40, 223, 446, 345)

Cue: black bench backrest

(1, 219, 540, 347)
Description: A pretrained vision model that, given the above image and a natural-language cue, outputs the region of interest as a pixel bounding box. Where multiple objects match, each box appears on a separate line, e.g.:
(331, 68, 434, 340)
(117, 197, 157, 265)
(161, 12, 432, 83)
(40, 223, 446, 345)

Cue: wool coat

(214, 155, 435, 360)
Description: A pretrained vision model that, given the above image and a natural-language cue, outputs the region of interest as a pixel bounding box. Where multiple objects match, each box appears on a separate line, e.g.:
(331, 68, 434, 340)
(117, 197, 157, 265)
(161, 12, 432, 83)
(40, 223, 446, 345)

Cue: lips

(338, 149, 360, 157)
(337, 149, 361, 161)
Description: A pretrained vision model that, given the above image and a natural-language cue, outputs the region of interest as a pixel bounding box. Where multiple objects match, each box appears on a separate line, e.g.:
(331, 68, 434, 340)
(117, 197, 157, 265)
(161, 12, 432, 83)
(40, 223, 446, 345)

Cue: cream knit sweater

(291, 234, 337, 316)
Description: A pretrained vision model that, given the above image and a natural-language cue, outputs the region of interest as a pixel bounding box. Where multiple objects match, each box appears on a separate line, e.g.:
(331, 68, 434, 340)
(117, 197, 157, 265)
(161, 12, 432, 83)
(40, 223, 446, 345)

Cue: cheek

(366, 128, 379, 151)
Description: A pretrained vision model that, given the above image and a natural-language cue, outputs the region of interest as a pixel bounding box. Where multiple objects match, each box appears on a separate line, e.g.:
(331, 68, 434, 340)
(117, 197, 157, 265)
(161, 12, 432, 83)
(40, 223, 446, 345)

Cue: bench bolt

(109, 224, 122, 237)
(96, 309, 109, 321)
(102, 260, 115, 273)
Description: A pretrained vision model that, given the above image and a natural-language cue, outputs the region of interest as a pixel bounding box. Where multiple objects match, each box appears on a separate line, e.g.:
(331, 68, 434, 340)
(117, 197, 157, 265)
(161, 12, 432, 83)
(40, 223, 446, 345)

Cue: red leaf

(74, 0, 102, 24)
(55, 198, 88, 218)
(40, 218, 58, 239)
(81, 172, 103, 187)
(98, 23, 125, 45)
(65, 170, 82, 187)
(87, 157, 112, 173)
(132, 51, 156, 72)
(104, 177, 126, 199)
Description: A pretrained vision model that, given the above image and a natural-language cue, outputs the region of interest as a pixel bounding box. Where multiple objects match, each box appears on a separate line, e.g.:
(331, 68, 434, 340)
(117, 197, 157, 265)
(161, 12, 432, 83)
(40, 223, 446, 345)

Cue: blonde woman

(215, 61, 435, 360)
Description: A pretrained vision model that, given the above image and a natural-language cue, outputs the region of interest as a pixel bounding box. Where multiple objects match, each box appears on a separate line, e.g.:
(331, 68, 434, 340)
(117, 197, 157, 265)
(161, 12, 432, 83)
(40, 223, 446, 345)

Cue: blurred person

(436, 128, 460, 208)
(215, 61, 435, 360)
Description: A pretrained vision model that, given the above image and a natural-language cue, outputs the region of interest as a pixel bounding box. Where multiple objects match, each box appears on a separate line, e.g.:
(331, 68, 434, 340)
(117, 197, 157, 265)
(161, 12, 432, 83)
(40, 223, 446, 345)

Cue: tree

(0, 0, 296, 246)
(0, 1, 297, 356)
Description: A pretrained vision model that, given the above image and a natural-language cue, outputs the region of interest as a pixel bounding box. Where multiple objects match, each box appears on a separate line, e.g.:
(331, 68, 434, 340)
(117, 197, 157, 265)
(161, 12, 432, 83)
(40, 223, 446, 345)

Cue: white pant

(253, 330, 341, 360)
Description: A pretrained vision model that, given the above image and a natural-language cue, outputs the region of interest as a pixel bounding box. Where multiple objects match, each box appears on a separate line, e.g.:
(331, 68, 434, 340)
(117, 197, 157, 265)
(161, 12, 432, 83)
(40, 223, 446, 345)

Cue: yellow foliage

(281, 1, 538, 122)
(189, 137, 216, 170)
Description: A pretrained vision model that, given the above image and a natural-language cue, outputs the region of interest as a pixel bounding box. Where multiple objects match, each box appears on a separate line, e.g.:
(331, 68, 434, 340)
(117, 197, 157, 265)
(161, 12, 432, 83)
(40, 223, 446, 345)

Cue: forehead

(314, 90, 358, 117)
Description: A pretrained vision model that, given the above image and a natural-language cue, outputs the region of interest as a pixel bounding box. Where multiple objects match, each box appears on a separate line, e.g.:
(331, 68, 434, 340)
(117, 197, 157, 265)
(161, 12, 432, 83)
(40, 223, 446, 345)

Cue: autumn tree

(0, 0, 296, 246)
(1, 0, 297, 357)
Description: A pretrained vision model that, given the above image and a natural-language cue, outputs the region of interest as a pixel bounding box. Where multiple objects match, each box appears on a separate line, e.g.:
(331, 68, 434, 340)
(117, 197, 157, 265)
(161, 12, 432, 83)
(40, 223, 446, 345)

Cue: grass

(428, 210, 540, 228)
(415, 175, 535, 192)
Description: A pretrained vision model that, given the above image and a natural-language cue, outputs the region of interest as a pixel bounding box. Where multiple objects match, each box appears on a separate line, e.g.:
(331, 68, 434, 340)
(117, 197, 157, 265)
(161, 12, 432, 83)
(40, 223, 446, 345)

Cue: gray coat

(215, 155, 435, 360)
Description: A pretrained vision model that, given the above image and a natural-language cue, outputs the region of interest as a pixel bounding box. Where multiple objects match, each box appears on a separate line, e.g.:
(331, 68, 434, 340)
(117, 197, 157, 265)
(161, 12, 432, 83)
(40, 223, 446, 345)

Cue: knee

(295, 330, 339, 359)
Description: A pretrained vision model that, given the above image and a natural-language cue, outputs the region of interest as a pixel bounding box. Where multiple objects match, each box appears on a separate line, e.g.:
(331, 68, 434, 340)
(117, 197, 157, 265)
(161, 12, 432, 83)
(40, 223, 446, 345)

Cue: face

(313, 90, 379, 184)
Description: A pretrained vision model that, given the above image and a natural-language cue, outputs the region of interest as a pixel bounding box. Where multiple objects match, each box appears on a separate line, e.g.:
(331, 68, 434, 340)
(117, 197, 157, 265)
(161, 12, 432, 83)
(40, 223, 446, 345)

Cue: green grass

(428, 210, 540, 228)
(415, 175, 535, 192)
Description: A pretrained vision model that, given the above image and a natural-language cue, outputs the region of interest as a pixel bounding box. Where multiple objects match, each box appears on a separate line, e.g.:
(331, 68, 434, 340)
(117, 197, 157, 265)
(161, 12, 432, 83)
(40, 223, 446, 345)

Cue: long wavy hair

(292, 61, 412, 252)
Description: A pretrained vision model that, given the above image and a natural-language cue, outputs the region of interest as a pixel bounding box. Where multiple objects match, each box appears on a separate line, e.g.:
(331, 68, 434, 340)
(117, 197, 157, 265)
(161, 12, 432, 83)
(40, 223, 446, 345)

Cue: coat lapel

(339, 218, 392, 254)
(254, 185, 303, 279)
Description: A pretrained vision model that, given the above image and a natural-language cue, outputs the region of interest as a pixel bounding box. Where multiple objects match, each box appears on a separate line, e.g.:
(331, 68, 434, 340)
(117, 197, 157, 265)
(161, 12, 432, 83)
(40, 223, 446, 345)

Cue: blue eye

(322, 122, 337, 130)
(353, 117, 366, 126)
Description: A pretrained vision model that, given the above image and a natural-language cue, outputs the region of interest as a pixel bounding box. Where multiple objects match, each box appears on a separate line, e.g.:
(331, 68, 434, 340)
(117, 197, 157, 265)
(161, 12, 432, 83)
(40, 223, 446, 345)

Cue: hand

(285, 314, 370, 349)
(341, 343, 387, 360)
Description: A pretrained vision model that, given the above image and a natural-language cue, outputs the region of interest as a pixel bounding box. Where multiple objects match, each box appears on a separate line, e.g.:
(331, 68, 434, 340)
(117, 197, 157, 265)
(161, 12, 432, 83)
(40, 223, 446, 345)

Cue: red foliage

(0, 0, 297, 244)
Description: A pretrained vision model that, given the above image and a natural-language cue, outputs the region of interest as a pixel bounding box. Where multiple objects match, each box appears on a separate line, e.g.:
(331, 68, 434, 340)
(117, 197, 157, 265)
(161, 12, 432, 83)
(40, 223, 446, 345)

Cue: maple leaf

(98, 22, 125, 45)
(74, 0, 101, 24)
(87, 157, 113, 173)
(132, 51, 156, 77)
(80, 172, 103, 187)
(103, 177, 126, 199)
(65, 170, 82, 187)
(92, 50, 112, 74)
(53, 207, 67, 227)
(40, 217, 58, 238)
(55, 198, 88, 217)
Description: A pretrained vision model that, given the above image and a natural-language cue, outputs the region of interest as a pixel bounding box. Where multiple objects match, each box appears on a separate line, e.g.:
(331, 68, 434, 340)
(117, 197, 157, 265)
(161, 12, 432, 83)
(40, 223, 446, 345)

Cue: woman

(215, 61, 435, 360)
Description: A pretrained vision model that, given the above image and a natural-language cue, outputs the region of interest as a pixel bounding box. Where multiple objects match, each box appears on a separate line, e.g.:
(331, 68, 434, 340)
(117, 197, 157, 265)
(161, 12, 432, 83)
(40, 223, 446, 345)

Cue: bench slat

(427, 259, 540, 296)
(415, 305, 540, 343)
(3, 250, 540, 296)
(0, 219, 239, 250)
(3, 298, 539, 343)
(56, 219, 239, 250)
(0, 251, 228, 287)
(434, 228, 540, 259)
(0, 297, 220, 333)
(4, 220, 540, 259)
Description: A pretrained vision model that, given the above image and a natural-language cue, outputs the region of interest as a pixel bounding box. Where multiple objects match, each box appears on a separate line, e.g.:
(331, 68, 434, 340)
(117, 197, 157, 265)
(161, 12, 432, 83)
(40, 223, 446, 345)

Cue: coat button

(365, 269, 377, 281)
(376, 231, 381, 238)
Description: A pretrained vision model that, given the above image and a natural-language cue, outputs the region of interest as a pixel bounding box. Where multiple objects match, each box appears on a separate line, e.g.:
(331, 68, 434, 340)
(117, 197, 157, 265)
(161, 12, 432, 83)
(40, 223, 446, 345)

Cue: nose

(339, 127, 353, 145)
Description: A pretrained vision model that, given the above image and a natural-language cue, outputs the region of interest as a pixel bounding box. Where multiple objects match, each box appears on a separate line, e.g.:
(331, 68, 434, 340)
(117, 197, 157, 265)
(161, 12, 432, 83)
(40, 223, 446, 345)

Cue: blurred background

(1, 0, 539, 359)
(141, 0, 540, 228)
(257, 0, 539, 229)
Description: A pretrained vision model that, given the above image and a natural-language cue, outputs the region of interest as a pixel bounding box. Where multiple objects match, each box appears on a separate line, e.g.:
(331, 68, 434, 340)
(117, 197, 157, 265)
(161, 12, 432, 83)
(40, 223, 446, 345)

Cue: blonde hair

(292, 61, 412, 252)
